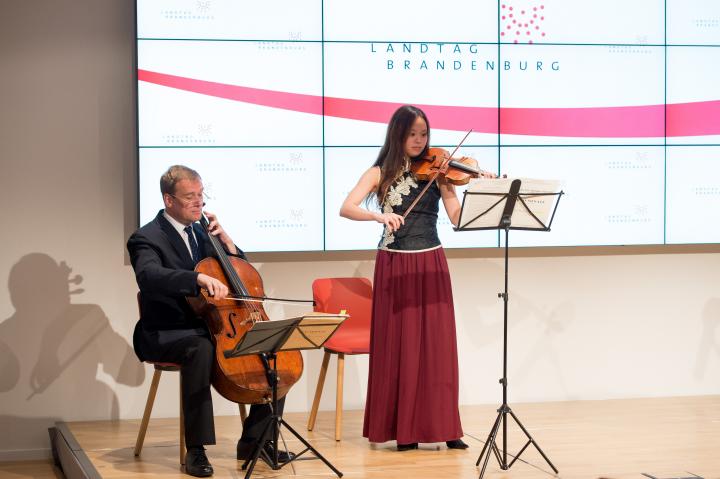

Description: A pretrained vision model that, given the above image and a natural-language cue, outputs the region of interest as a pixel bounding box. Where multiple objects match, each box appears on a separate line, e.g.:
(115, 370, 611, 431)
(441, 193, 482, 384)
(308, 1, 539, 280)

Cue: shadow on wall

(695, 297, 720, 380)
(0, 253, 145, 455)
(451, 256, 576, 399)
(451, 258, 507, 349)
(510, 293, 576, 397)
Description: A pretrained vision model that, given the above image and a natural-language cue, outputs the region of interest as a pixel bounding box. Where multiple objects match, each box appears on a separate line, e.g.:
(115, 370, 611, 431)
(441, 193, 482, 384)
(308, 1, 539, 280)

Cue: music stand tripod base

(240, 352, 343, 479)
(475, 400, 558, 476)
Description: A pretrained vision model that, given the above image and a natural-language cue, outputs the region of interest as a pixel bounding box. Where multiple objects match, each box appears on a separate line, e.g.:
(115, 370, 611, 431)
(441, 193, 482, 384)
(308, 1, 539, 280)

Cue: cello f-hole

(226, 312, 238, 339)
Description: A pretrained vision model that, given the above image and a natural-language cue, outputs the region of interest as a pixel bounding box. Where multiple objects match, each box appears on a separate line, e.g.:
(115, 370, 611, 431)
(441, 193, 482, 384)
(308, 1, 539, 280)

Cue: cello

(186, 214, 304, 404)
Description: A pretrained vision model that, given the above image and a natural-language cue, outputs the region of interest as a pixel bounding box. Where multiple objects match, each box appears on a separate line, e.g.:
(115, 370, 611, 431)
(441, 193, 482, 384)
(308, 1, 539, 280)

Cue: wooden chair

(134, 361, 187, 465)
(133, 294, 247, 465)
(307, 277, 372, 441)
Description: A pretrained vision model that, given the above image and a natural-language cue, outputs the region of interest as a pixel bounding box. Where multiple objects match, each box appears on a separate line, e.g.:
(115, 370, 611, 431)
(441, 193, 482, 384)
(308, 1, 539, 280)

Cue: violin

(411, 147, 481, 186)
(186, 214, 304, 404)
(402, 130, 498, 219)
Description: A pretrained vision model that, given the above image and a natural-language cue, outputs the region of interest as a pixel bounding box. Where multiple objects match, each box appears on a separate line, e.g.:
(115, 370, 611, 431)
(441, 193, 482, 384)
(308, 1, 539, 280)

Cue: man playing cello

(127, 165, 293, 477)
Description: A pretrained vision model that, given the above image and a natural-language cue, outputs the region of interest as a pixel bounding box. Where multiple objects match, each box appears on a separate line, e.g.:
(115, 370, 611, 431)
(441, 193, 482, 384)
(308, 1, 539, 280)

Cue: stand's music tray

(456, 178, 563, 479)
(223, 313, 347, 359)
(223, 313, 348, 479)
(457, 177, 563, 232)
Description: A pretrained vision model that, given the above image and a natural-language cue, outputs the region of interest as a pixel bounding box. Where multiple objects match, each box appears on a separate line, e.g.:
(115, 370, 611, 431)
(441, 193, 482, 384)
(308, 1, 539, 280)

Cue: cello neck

(198, 214, 249, 297)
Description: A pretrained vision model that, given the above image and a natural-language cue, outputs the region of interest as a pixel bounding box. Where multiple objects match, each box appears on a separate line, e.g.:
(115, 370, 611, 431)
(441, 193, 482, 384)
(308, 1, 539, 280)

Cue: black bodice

(379, 172, 441, 251)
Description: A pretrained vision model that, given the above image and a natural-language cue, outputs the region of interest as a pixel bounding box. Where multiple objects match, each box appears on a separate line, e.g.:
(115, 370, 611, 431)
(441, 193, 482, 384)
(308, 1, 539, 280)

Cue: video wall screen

(137, 0, 720, 252)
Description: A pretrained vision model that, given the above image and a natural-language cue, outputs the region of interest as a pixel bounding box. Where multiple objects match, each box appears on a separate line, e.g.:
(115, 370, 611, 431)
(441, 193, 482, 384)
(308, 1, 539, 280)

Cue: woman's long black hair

(370, 105, 430, 206)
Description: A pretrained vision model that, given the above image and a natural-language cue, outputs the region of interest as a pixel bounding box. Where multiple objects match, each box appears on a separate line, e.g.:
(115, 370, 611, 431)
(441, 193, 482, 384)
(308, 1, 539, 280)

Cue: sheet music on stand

(283, 313, 349, 351)
(457, 177, 563, 231)
(222, 313, 348, 359)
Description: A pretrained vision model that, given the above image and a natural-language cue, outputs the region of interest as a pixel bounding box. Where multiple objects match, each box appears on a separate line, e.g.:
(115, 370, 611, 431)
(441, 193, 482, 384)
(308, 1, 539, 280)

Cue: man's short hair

(160, 165, 201, 196)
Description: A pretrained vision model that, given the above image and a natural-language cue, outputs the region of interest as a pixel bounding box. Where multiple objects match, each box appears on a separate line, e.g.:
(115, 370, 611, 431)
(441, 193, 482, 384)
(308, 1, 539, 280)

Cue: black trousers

(138, 332, 216, 446)
(240, 398, 286, 445)
(137, 329, 282, 447)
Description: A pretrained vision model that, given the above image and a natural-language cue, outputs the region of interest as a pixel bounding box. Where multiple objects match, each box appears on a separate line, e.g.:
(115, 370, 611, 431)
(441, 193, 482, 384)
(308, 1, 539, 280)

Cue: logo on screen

(290, 209, 304, 221)
(289, 152, 304, 168)
(161, 1, 214, 21)
(198, 123, 213, 138)
(196, 1, 212, 14)
(501, 2, 546, 44)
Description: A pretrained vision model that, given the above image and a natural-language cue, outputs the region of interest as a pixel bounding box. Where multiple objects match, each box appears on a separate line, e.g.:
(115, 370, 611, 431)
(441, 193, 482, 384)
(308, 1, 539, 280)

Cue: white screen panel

(500, 44, 665, 145)
(500, 147, 665, 247)
(139, 148, 324, 252)
(137, 0, 321, 41)
(324, 0, 497, 43)
(667, 46, 720, 145)
(324, 148, 385, 251)
(138, 40, 323, 147)
(666, 147, 720, 244)
(505, 0, 664, 45)
(323, 42, 498, 146)
(667, 0, 720, 45)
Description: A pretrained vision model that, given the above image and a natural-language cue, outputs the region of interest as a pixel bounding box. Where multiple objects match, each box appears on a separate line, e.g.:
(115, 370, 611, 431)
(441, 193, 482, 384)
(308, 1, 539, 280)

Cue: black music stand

(223, 314, 347, 479)
(455, 178, 563, 478)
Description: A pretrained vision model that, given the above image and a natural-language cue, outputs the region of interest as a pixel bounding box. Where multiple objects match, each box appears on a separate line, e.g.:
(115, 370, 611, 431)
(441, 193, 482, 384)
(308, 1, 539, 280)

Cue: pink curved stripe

(138, 69, 719, 138)
(667, 100, 720, 137)
(501, 105, 665, 138)
(139, 69, 322, 115)
(322, 97, 498, 134)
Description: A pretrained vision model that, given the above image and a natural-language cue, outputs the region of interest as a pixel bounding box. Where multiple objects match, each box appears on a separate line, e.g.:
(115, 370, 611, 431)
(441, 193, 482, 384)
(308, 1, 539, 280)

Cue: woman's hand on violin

(374, 212, 405, 232)
(197, 273, 229, 300)
(204, 211, 238, 255)
(479, 170, 499, 179)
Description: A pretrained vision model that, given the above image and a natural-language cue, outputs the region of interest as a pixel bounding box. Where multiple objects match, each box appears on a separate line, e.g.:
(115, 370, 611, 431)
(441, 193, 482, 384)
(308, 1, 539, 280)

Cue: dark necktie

(184, 225, 199, 263)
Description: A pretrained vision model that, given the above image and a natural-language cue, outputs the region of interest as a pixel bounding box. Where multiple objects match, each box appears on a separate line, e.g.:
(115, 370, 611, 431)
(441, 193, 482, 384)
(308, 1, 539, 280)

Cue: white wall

(1, 0, 718, 461)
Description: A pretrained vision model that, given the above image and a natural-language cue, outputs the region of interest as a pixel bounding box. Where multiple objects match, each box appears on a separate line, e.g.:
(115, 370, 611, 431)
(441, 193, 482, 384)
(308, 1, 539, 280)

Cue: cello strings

(201, 214, 264, 320)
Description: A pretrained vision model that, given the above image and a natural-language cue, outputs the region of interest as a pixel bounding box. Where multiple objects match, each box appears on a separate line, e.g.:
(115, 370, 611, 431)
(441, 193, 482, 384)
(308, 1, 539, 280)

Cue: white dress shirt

(163, 210, 197, 259)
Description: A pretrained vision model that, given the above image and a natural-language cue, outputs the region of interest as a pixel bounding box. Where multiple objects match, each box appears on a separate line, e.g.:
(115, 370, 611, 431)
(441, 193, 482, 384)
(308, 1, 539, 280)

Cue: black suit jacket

(127, 210, 245, 360)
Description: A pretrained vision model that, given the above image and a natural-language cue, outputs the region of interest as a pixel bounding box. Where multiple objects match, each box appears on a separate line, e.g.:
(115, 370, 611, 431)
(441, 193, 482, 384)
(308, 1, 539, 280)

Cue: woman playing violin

(340, 105, 495, 451)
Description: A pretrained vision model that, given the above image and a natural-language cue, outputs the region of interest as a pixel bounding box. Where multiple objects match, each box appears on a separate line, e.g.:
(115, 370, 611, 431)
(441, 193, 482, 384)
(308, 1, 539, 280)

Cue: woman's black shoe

(446, 439, 469, 449)
(396, 442, 418, 451)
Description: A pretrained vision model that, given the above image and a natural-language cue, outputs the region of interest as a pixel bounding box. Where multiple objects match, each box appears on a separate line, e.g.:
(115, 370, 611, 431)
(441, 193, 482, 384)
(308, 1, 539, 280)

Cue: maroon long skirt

(363, 247, 463, 444)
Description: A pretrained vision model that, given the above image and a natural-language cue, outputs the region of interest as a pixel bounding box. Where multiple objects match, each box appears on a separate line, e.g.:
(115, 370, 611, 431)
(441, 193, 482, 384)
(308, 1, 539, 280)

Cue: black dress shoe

(396, 442, 418, 451)
(446, 439, 469, 449)
(185, 448, 213, 477)
(237, 439, 295, 464)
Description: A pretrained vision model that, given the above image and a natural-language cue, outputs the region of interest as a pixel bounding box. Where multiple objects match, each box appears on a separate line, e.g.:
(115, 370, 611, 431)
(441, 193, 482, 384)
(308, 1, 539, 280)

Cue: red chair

(307, 277, 372, 441)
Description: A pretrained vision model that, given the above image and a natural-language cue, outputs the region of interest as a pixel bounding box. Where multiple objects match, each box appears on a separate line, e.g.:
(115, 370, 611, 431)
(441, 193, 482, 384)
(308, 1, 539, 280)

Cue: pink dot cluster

(500, 3, 545, 44)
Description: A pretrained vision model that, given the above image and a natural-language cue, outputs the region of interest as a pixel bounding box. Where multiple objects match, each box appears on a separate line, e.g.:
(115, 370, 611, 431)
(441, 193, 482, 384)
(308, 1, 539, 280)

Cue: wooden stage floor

(59, 396, 720, 479)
